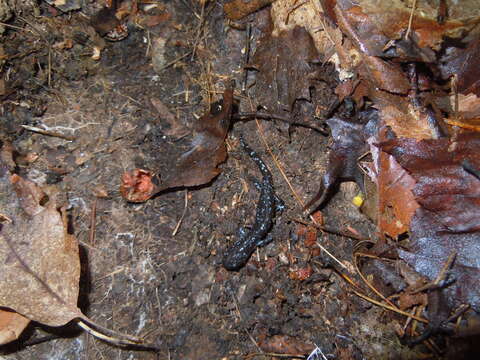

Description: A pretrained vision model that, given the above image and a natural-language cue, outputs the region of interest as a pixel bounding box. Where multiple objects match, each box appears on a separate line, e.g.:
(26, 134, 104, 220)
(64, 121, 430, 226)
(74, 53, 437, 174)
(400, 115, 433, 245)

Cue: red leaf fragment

(120, 169, 156, 203)
(289, 265, 313, 281)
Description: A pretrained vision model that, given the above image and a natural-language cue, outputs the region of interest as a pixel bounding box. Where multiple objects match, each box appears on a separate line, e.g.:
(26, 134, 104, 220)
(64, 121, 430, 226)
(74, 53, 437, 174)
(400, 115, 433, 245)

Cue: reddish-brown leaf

(441, 38, 480, 96)
(121, 82, 234, 202)
(380, 133, 480, 312)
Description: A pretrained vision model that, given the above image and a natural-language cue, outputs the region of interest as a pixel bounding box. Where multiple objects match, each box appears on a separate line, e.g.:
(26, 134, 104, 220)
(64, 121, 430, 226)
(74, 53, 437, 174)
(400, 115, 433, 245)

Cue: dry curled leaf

(121, 82, 234, 202)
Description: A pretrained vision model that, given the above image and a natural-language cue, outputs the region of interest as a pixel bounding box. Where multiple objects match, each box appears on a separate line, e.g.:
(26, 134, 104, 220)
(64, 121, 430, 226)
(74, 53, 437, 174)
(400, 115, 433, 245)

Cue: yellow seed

(352, 193, 364, 207)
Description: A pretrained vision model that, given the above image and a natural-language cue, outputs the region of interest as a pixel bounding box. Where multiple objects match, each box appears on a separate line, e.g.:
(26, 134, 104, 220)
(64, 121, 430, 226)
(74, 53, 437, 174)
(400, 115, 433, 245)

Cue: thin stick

(21, 125, 76, 141)
(77, 318, 159, 351)
(0, 21, 29, 32)
(18, 16, 53, 87)
(285, 0, 309, 25)
(230, 291, 263, 354)
(172, 190, 188, 236)
(291, 217, 368, 241)
(405, 0, 417, 39)
(89, 198, 97, 245)
(156, 51, 192, 72)
(353, 252, 397, 308)
(409, 251, 456, 294)
(338, 271, 428, 323)
(233, 112, 328, 134)
(242, 23, 252, 94)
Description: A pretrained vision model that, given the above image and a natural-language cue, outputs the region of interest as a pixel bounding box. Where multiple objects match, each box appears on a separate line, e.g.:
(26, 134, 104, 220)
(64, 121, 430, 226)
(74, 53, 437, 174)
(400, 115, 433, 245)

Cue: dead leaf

(151, 98, 189, 138)
(380, 133, 480, 312)
(370, 88, 433, 140)
(334, 0, 476, 56)
(140, 12, 171, 28)
(306, 108, 379, 211)
(0, 143, 148, 347)
(121, 82, 235, 202)
(441, 37, 480, 96)
(259, 334, 315, 355)
(289, 265, 313, 281)
(120, 169, 156, 203)
(0, 309, 30, 345)
(0, 149, 82, 327)
(248, 26, 320, 113)
(359, 55, 410, 95)
(444, 94, 480, 131)
(452, 93, 480, 120)
(367, 128, 419, 238)
(224, 0, 274, 21)
(398, 292, 427, 311)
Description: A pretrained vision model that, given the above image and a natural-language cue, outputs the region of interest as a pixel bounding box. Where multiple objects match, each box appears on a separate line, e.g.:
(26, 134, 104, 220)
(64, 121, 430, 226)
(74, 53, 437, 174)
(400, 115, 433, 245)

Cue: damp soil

(0, 1, 449, 360)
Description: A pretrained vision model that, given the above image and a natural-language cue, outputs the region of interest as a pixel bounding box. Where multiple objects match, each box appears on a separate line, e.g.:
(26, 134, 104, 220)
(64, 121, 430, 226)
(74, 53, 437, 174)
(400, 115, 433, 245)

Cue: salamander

(223, 137, 283, 271)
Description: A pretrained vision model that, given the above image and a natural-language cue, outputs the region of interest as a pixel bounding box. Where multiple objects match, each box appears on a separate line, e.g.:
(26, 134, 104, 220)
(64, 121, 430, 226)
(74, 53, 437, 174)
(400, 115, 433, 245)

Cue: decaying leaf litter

(0, 0, 480, 359)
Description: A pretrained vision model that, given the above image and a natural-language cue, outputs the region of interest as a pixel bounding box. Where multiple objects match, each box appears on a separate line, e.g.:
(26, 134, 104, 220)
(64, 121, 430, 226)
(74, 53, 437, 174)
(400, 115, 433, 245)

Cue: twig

(190, 1, 215, 61)
(0, 21, 29, 32)
(0, 213, 13, 223)
(353, 252, 397, 308)
(172, 190, 188, 236)
(21, 125, 76, 141)
(405, 0, 417, 39)
(290, 217, 368, 241)
(230, 291, 263, 353)
(76, 318, 160, 351)
(337, 271, 429, 323)
(89, 198, 97, 245)
(285, 0, 309, 25)
(242, 23, 252, 94)
(409, 251, 456, 294)
(21, 334, 62, 347)
(233, 112, 328, 135)
(155, 51, 192, 72)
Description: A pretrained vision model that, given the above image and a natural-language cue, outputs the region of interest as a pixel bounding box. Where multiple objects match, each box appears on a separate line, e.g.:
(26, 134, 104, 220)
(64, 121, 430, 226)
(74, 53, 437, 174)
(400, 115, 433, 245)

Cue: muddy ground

(0, 1, 477, 359)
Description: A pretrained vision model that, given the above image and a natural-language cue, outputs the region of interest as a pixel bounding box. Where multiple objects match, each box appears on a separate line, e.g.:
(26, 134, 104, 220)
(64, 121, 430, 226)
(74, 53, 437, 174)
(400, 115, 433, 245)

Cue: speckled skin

(222, 137, 281, 271)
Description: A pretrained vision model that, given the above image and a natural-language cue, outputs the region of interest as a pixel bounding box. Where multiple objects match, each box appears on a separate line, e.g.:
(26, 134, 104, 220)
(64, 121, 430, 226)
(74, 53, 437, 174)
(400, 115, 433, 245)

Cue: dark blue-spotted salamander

(223, 136, 283, 271)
